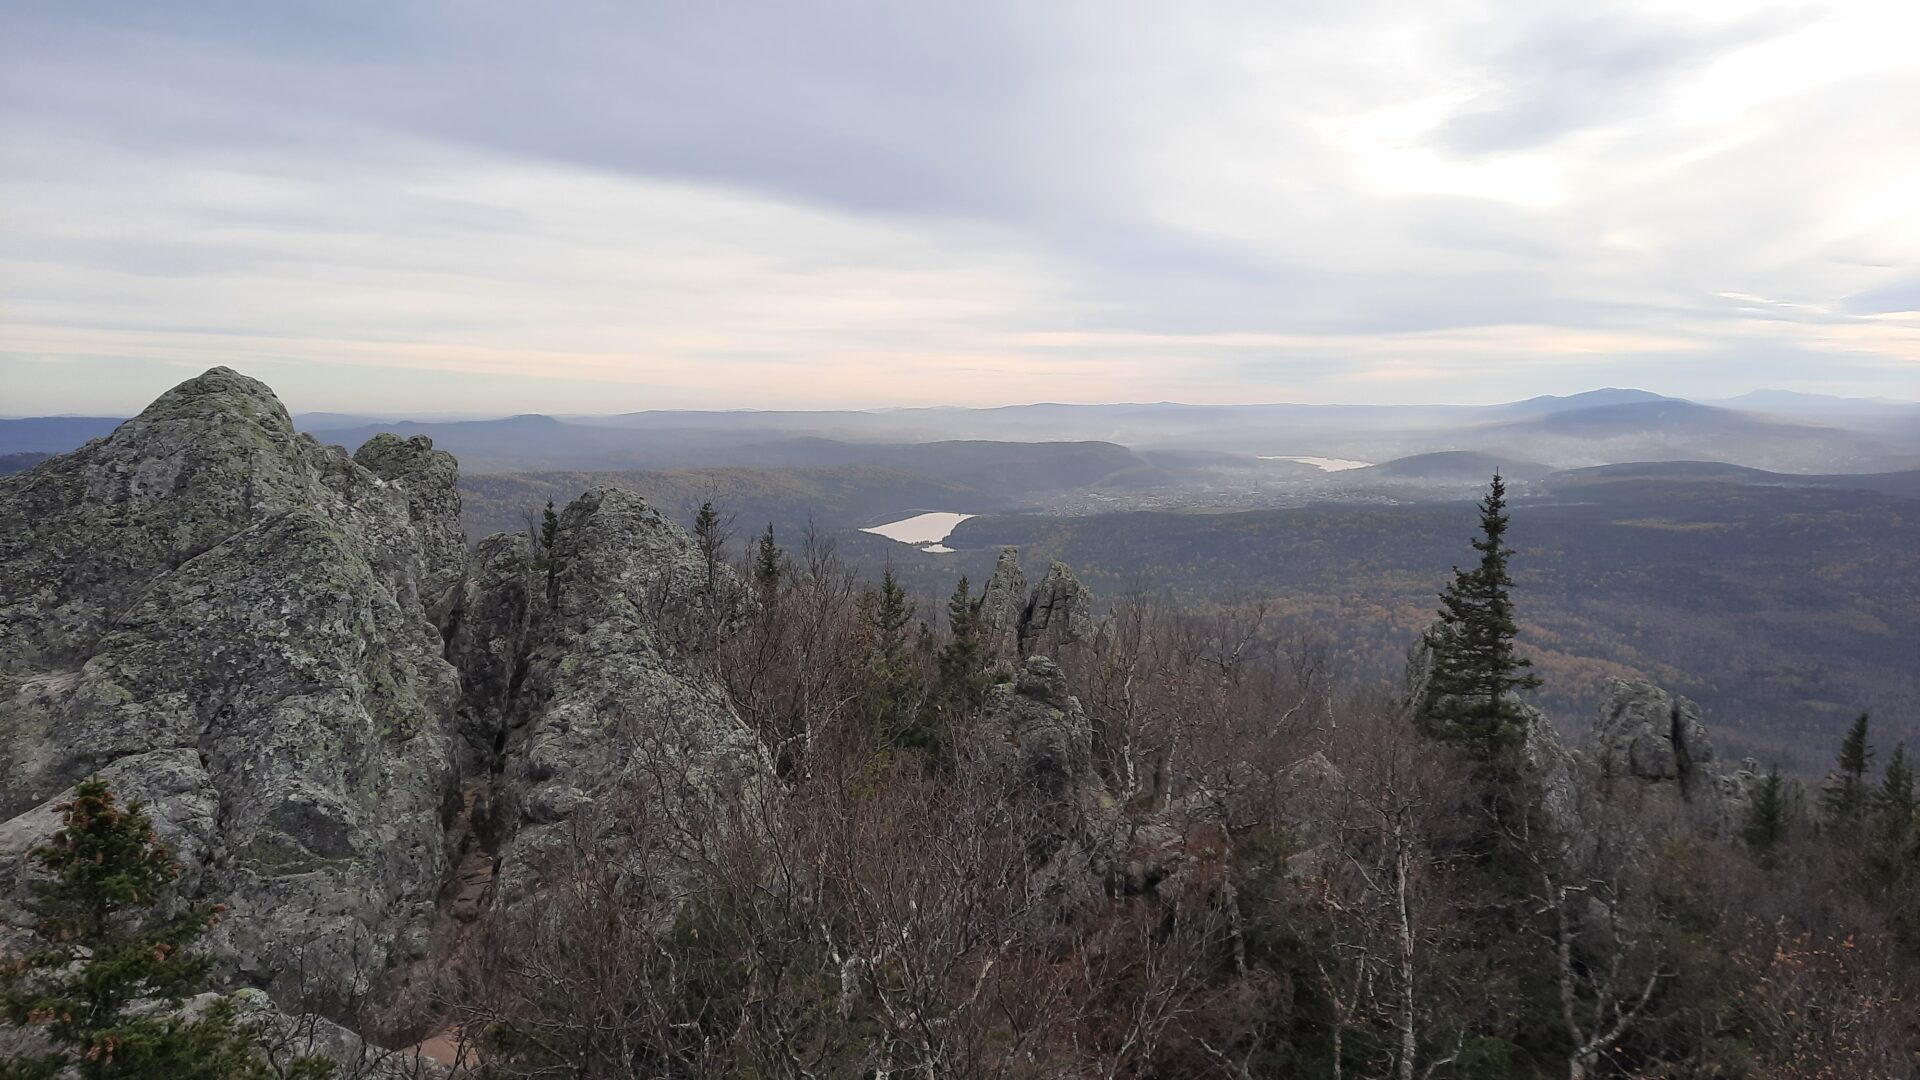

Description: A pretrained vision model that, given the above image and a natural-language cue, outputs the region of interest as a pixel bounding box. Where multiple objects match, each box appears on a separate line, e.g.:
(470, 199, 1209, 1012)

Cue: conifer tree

(853, 568, 931, 751)
(0, 779, 329, 1079)
(1420, 473, 1541, 759)
(1743, 767, 1794, 859)
(753, 523, 781, 595)
(1867, 742, 1917, 874)
(534, 500, 562, 606)
(693, 500, 726, 591)
(1821, 713, 1875, 826)
(1878, 741, 1915, 823)
(860, 568, 913, 668)
(937, 576, 988, 710)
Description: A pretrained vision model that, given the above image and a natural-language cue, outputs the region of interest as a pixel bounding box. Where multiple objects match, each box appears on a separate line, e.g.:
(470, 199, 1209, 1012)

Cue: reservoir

(1260, 455, 1373, 471)
(861, 511, 975, 551)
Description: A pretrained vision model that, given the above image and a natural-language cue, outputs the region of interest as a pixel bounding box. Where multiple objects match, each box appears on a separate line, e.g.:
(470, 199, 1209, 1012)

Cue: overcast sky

(3, 1, 1917, 414)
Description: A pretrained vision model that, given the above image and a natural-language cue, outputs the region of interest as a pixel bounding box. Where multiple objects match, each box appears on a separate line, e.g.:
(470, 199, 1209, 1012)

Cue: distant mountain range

(1348, 450, 1555, 483)
(5, 389, 1916, 475)
(0, 416, 123, 456)
(1495, 388, 1678, 415)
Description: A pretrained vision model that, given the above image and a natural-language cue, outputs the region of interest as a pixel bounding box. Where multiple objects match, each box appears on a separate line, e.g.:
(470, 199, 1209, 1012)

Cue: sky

(2, 0, 1918, 415)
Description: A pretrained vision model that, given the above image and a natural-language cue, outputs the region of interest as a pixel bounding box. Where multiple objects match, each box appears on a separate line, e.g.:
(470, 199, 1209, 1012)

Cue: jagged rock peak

(1594, 677, 1716, 790)
(979, 546, 1028, 663)
(975, 657, 1097, 803)
(132, 364, 297, 434)
(0, 367, 465, 1033)
(456, 484, 769, 911)
(1018, 559, 1095, 658)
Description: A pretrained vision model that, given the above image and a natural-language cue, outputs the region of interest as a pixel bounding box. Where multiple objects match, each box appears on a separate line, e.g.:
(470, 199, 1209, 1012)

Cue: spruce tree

(1820, 713, 1875, 826)
(1420, 473, 1541, 758)
(753, 523, 781, 595)
(854, 568, 930, 752)
(535, 500, 561, 606)
(1743, 767, 1794, 859)
(693, 500, 724, 591)
(1867, 741, 1918, 884)
(1878, 741, 1915, 822)
(0, 779, 329, 1079)
(937, 576, 988, 711)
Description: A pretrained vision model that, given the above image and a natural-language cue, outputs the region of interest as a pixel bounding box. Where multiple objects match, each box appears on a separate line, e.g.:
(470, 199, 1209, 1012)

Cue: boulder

(1594, 678, 1716, 794)
(978, 546, 1027, 664)
(970, 656, 1112, 917)
(1018, 560, 1095, 658)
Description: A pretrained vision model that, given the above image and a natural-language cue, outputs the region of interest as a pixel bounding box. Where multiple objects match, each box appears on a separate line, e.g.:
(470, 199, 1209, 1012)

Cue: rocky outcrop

(971, 657, 1112, 918)
(1018, 560, 1094, 658)
(0, 368, 460, 1022)
(0, 367, 772, 1044)
(974, 656, 1103, 814)
(458, 487, 768, 908)
(969, 654, 1241, 916)
(1594, 678, 1716, 795)
(352, 432, 467, 613)
(1712, 756, 1770, 807)
(978, 546, 1027, 664)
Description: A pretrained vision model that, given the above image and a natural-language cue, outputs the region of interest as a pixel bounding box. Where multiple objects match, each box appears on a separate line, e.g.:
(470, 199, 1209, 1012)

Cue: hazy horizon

(4, 369, 1914, 421)
(4, 1, 1919, 413)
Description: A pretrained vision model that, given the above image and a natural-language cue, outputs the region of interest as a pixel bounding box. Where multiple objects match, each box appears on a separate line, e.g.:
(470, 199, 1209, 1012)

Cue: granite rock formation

(0, 367, 769, 1048)
(1018, 560, 1095, 658)
(978, 546, 1027, 664)
(1594, 677, 1717, 794)
(0, 368, 460, 1014)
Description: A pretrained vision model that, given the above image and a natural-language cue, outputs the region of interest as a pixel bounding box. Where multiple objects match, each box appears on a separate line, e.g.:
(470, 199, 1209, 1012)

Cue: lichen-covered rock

(1712, 756, 1770, 807)
(1522, 703, 1579, 821)
(352, 432, 468, 614)
(1018, 560, 1094, 658)
(0, 368, 779, 1048)
(975, 656, 1100, 808)
(452, 488, 768, 912)
(0, 749, 219, 957)
(968, 654, 1230, 915)
(442, 531, 538, 766)
(0, 368, 460, 1027)
(1594, 678, 1715, 793)
(979, 546, 1027, 664)
(968, 653, 1255, 918)
(971, 656, 1113, 917)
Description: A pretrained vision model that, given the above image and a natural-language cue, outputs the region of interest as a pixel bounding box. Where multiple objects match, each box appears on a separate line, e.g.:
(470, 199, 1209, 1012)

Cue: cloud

(1435, 9, 1803, 154)
(1844, 277, 1920, 316)
(0, 0, 1916, 412)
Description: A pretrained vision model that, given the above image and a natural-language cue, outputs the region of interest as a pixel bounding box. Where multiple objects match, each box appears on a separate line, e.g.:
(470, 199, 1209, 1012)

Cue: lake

(861, 511, 975, 551)
(1259, 455, 1373, 472)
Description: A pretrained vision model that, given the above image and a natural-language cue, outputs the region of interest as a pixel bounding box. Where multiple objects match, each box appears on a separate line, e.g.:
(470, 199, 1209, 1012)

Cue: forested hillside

(937, 479, 1919, 767)
(4, 371, 1916, 1077)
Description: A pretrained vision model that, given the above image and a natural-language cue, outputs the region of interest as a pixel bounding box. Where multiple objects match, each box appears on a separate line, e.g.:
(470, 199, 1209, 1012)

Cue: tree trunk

(1395, 833, 1417, 1080)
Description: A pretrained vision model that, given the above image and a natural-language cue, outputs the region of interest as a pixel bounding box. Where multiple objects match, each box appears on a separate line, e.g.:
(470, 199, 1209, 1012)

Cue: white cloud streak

(0, 0, 1915, 412)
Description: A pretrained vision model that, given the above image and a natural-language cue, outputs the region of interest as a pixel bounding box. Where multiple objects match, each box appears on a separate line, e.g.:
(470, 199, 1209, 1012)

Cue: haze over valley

(4, 2, 1919, 1076)
(8, 382, 1916, 769)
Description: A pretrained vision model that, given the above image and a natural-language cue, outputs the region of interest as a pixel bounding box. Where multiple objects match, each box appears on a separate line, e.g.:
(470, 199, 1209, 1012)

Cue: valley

(7, 387, 1915, 772)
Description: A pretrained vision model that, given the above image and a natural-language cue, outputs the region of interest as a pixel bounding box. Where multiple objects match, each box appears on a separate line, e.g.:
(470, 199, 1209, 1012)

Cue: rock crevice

(0, 368, 769, 1041)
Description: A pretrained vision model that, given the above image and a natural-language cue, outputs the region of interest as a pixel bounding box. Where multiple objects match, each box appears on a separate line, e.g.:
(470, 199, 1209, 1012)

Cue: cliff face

(440, 487, 767, 915)
(0, 369, 461, 1013)
(1594, 677, 1716, 787)
(0, 368, 765, 1037)
(977, 547, 1095, 667)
